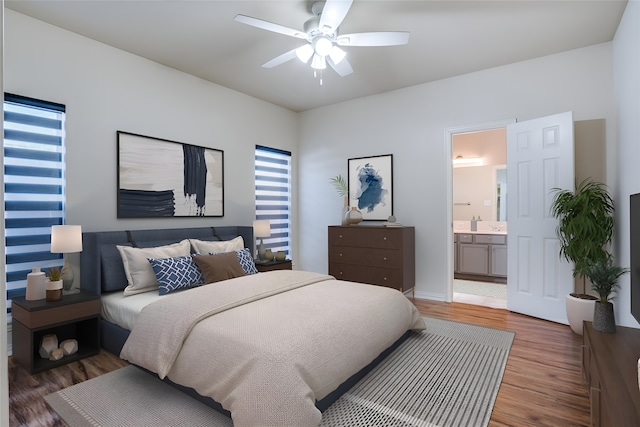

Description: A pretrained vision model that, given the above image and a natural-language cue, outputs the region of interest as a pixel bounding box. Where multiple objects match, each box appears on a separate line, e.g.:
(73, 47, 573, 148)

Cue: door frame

(445, 118, 515, 302)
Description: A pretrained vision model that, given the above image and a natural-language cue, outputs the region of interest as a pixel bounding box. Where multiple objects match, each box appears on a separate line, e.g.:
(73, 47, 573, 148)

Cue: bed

(80, 226, 425, 426)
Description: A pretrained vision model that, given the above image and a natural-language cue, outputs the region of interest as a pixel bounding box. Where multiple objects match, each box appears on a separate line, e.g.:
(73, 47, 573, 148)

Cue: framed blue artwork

(347, 154, 393, 221)
(117, 131, 224, 218)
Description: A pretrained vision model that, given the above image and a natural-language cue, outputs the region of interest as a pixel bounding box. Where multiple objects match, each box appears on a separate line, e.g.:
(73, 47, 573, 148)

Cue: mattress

(101, 290, 165, 331)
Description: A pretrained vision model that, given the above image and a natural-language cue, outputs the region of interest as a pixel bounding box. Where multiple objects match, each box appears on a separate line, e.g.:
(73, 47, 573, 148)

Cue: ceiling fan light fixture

(329, 46, 346, 65)
(314, 37, 333, 57)
(311, 53, 326, 70)
(296, 44, 314, 63)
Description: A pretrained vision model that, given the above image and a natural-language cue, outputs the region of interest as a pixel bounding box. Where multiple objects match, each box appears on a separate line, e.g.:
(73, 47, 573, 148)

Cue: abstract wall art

(117, 131, 224, 218)
(347, 154, 393, 221)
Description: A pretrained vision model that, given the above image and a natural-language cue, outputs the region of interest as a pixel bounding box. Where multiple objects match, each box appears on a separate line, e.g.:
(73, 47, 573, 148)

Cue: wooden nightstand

(255, 259, 292, 272)
(11, 291, 100, 374)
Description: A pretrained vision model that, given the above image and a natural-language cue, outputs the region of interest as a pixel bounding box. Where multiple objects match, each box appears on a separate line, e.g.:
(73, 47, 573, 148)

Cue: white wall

(298, 42, 617, 302)
(452, 165, 497, 221)
(613, 0, 640, 328)
(4, 10, 300, 282)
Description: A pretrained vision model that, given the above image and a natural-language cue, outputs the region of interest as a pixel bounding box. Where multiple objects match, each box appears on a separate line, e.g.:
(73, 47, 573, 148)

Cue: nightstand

(11, 291, 100, 374)
(255, 259, 292, 272)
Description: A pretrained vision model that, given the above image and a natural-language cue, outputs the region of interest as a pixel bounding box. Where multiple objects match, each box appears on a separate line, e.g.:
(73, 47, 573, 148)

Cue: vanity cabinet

(455, 233, 507, 282)
(328, 226, 415, 294)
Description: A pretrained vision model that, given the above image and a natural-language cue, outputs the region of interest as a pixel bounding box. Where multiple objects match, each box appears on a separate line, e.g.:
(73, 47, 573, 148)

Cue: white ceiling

(5, 0, 627, 112)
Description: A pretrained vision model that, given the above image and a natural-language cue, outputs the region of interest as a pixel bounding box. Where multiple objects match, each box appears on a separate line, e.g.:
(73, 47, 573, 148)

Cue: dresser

(582, 321, 640, 426)
(328, 226, 415, 294)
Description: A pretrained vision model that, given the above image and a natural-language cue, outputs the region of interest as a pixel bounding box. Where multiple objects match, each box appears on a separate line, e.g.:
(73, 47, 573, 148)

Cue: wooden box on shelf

(11, 291, 100, 374)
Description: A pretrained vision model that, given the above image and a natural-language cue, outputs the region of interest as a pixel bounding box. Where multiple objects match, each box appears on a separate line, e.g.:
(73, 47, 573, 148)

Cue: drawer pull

(339, 235, 343, 238)
(383, 257, 387, 261)
(339, 272, 343, 276)
(383, 277, 388, 281)
(339, 253, 343, 257)
(383, 237, 387, 241)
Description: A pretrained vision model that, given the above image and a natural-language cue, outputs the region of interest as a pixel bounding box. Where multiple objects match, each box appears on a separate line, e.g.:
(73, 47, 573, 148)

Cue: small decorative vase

(264, 249, 274, 261)
(341, 196, 349, 226)
(593, 301, 616, 333)
(345, 207, 363, 225)
(275, 251, 286, 261)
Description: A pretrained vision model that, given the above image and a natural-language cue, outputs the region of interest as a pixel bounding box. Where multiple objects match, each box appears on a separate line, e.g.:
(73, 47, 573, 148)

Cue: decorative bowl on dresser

(328, 225, 415, 295)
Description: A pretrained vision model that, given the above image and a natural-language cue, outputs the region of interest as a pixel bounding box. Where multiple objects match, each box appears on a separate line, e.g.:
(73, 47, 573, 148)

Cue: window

(254, 145, 291, 256)
(4, 94, 66, 311)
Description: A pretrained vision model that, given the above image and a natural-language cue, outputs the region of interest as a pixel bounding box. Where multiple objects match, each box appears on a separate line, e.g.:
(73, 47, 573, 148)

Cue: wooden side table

(255, 259, 292, 272)
(11, 291, 100, 374)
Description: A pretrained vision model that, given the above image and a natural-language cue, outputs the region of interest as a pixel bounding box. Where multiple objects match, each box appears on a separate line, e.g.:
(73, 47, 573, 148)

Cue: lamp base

(61, 260, 74, 291)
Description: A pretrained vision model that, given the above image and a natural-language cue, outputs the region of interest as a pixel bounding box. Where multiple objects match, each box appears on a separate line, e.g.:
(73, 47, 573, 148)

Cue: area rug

(45, 317, 515, 427)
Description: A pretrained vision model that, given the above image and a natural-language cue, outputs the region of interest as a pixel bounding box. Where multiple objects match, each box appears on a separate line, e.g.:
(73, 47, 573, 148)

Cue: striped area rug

(321, 317, 515, 426)
(45, 317, 514, 427)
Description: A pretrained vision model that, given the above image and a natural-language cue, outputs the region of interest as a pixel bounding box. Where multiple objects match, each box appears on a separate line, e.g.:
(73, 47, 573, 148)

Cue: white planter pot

(566, 293, 597, 335)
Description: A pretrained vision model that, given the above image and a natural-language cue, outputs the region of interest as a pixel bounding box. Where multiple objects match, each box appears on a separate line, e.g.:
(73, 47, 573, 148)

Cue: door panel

(507, 111, 574, 323)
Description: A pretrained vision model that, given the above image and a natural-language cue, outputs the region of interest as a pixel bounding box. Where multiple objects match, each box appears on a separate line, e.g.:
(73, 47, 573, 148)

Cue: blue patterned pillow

(208, 248, 258, 275)
(236, 248, 258, 275)
(148, 255, 205, 295)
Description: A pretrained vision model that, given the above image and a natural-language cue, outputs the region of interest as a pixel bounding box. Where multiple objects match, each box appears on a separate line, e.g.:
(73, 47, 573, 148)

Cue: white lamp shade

(253, 220, 271, 238)
(50, 225, 83, 253)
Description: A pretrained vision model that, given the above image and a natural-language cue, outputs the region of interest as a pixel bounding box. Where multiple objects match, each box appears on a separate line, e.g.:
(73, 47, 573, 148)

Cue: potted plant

(330, 175, 349, 226)
(550, 178, 614, 335)
(579, 254, 628, 333)
(46, 267, 63, 301)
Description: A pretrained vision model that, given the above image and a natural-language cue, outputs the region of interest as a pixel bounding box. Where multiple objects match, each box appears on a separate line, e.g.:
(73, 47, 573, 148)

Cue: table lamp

(50, 225, 83, 291)
(253, 220, 270, 260)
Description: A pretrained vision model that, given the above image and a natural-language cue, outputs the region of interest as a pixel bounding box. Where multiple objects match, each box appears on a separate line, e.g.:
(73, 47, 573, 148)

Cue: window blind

(255, 145, 291, 256)
(4, 93, 66, 308)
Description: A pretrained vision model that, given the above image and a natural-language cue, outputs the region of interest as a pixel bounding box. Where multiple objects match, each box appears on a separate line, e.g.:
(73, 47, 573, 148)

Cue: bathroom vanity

(454, 221, 507, 283)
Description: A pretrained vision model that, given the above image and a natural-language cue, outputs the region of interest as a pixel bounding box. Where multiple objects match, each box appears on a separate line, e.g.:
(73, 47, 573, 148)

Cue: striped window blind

(4, 93, 66, 309)
(255, 145, 291, 257)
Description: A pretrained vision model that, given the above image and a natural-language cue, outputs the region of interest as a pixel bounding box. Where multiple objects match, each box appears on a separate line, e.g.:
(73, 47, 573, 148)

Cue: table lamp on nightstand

(50, 225, 83, 291)
(253, 220, 270, 260)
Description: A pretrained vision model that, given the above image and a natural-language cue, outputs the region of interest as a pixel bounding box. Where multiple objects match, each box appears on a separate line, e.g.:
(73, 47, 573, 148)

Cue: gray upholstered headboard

(80, 226, 254, 295)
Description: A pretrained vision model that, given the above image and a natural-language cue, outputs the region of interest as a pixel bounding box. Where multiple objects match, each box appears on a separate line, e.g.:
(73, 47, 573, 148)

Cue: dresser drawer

(329, 246, 401, 268)
(330, 262, 402, 290)
(329, 227, 403, 249)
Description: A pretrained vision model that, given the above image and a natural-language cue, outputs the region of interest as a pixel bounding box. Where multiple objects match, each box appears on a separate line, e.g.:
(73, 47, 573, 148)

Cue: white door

(506, 112, 574, 324)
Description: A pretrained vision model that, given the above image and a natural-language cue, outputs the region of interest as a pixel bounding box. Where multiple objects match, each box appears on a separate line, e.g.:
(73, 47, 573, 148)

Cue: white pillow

(189, 236, 244, 255)
(118, 239, 191, 296)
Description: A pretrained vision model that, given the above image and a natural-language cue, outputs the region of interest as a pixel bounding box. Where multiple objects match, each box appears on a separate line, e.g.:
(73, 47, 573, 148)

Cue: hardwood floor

(8, 299, 590, 426)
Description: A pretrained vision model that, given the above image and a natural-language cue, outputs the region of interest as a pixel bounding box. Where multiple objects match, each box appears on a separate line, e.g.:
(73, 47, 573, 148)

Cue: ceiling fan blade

(337, 31, 410, 47)
(262, 47, 300, 68)
(318, 0, 353, 34)
(328, 56, 353, 77)
(235, 14, 308, 40)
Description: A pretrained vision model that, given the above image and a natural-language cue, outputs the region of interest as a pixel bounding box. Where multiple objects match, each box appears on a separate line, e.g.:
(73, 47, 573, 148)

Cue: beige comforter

(120, 270, 425, 427)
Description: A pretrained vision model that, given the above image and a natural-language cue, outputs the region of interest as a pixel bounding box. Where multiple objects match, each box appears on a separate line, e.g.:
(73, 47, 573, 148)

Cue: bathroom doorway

(447, 120, 512, 308)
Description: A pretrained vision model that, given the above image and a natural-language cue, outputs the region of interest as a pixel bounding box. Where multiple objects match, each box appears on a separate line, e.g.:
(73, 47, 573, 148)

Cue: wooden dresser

(328, 225, 415, 294)
(582, 321, 640, 426)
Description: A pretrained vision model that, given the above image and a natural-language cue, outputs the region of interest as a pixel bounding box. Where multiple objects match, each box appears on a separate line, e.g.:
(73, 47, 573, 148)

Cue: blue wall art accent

(348, 154, 393, 221)
(117, 131, 224, 218)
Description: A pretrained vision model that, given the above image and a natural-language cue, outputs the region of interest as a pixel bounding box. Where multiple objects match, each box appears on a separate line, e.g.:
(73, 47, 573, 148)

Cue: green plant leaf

(329, 175, 348, 197)
(550, 178, 615, 277)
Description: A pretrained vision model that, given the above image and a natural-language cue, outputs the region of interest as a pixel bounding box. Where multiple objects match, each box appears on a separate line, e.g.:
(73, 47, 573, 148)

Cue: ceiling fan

(234, 0, 409, 79)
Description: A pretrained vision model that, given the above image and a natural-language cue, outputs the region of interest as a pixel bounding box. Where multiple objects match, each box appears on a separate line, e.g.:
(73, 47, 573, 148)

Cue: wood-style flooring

(8, 299, 590, 426)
